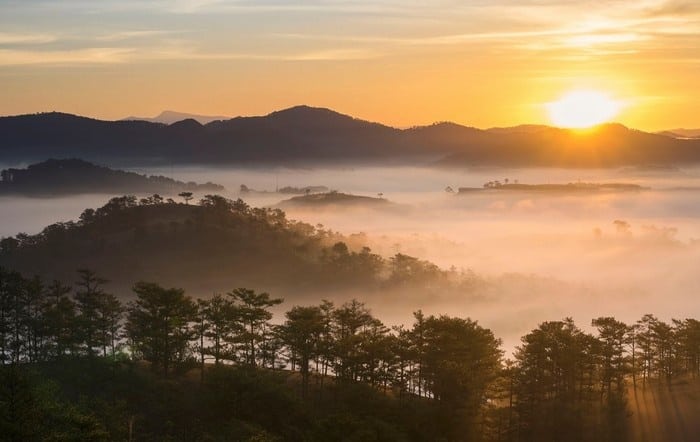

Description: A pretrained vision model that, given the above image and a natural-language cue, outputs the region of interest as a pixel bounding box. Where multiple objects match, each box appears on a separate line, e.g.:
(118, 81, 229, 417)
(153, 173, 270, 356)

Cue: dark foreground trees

(513, 319, 601, 441)
(280, 305, 325, 398)
(422, 315, 502, 439)
(229, 288, 283, 367)
(3, 266, 700, 440)
(125, 282, 197, 375)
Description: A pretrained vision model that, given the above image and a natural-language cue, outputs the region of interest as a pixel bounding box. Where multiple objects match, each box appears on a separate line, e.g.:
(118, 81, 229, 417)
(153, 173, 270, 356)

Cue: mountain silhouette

(123, 110, 230, 125)
(659, 128, 700, 139)
(0, 158, 224, 196)
(2, 106, 699, 167)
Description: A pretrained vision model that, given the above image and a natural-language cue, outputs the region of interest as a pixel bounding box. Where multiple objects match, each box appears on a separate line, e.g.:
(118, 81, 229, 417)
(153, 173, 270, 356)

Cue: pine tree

(126, 282, 197, 375)
(227, 288, 282, 367)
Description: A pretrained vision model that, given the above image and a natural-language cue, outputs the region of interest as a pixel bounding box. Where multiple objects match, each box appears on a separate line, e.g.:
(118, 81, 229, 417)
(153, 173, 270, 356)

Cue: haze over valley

(4, 161, 700, 353)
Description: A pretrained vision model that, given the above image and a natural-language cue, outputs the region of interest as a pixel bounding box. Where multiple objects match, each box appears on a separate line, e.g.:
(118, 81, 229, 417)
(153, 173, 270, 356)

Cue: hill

(0, 194, 463, 296)
(277, 191, 392, 209)
(2, 106, 700, 167)
(0, 107, 406, 166)
(0, 158, 224, 196)
(456, 181, 647, 194)
(239, 184, 329, 195)
(436, 123, 699, 168)
(659, 128, 700, 139)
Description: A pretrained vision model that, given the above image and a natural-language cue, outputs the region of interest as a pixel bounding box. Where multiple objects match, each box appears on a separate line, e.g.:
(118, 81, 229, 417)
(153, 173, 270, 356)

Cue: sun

(546, 90, 622, 129)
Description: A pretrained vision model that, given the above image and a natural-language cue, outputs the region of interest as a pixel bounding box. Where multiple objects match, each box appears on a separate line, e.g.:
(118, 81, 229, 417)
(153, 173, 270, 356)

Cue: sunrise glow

(546, 90, 622, 129)
(1, 1, 699, 130)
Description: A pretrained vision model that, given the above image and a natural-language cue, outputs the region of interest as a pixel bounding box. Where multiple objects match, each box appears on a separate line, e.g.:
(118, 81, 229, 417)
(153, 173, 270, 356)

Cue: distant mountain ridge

(658, 128, 700, 139)
(277, 191, 392, 209)
(2, 106, 700, 168)
(123, 110, 230, 125)
(0, 158, 224, 196)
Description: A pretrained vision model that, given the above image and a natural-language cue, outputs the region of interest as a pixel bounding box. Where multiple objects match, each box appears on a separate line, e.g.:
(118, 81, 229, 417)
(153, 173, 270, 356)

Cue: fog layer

(4, 165, 700, 351)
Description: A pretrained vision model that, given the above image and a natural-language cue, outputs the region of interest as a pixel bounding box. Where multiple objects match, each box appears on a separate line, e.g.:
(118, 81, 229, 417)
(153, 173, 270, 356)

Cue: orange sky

(1, 1, 699, 130)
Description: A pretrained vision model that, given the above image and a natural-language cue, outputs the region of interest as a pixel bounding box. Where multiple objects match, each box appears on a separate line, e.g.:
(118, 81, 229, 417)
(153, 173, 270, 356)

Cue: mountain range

(657, 128, 700, 139)
(122, 110, 230, 125)
(2, 105, 699, 168)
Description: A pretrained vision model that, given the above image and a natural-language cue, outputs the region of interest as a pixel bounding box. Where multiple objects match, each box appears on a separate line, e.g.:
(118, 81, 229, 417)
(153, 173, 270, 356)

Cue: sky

(0, 0, 699, 130)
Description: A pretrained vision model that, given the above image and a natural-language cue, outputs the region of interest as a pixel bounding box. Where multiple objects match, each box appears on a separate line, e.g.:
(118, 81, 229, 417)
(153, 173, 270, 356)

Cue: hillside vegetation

(0, 194, 467, 296)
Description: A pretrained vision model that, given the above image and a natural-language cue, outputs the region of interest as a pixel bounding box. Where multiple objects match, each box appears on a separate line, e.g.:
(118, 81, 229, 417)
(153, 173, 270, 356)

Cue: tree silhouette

(421, 315, 502, 439)
(227, 288, 282, 367)
(0, 268, 27, 364)
(592, 317, 629, 398)
(74, 269, 109, 357)
(331, 299, 374, 381)
(280, 305, 325, 397)
(178, 191, 193, 205)
(126, 282, 197, 375)
(674, 318, 700, 377)
(96, 292, 123, 358)
(514, 319, 601, 441)
(43, 280, 76, 359)
(197, 294, 237, 364)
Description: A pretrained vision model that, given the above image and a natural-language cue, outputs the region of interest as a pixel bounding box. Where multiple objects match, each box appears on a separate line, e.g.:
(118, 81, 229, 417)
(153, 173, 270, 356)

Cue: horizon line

(0, 105, 696, 134)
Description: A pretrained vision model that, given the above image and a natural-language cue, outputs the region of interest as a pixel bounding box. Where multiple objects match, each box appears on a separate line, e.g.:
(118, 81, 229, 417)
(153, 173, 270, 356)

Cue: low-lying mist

(4, 164, 700, 352)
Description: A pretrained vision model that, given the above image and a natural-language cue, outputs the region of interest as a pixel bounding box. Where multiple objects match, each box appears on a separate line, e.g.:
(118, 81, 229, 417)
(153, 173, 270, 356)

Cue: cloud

(279, 27, 652, 52)
(0, 44, 380, 66)
(3, 0, 699, 63)
(563, 32, 647, 47)
(0, 47, 133, 66)
(8, 0, 432, 16)
(163, 0, 442, 16)
(0, 32, 57, 45)
(643, 0, 700, 17)
(282, 48, 381, 61)
(95, 30, 180, 42)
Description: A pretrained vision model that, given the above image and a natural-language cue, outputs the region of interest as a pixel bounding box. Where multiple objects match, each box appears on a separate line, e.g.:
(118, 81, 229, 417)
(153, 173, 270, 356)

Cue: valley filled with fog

(4, 164, 700, 351)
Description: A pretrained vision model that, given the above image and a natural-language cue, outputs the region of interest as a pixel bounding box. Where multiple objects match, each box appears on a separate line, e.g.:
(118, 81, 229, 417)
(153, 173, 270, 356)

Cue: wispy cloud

(0, 47, 133, 66)
(4, 0, 432, 16)
(0, 45, 379, 66)
(3, 0, 698, 68)
(146, 46, 380, 62)
(275, 28, 607, 47)
(163, 0, 440, 16)
(0, 32, 57, 45)
(643, 0, 700, 17)
(95, 30, 179, 42)
(269, 1, 699, 60)
(282, 48, 380, 61)
(276, 28, 650, 55)
(563, 32, 647, 48)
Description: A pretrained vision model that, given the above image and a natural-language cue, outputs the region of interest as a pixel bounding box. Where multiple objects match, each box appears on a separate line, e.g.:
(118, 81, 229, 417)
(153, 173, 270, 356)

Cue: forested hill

(0, 158, 223, 196)
(3, 106, 700, 167)
(277, 191, 393, 209)
(0, 194, 463, 296)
